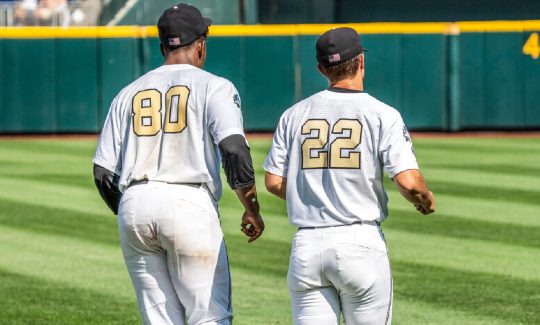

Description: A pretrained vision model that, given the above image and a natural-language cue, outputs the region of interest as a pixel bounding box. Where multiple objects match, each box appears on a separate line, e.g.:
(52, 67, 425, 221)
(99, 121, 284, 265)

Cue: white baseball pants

(118, 181, 232, 325)
(288, 222, 392, 325)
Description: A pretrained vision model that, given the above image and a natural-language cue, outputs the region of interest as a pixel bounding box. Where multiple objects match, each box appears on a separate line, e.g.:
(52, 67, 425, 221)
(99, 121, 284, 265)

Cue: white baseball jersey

(93, 64, 245, 200)
(263, 89, 418, 228)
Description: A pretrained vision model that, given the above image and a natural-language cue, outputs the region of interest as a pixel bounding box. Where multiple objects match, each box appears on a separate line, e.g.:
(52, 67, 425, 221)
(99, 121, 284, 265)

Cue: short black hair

(321, 55, 360, 83)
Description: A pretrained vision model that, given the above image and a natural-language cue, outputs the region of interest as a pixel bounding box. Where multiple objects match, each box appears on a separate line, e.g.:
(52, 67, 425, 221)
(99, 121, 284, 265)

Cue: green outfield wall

(0, 22, 540, 132)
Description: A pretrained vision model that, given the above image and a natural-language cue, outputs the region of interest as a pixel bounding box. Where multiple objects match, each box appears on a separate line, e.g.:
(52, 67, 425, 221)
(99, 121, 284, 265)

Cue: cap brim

(204, 17, 213, 27)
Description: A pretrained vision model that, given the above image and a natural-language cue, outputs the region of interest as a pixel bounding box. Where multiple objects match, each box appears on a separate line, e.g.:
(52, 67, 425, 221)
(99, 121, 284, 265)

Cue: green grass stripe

(424, 167, 540, 191)
(386, 190, 540, 228)
(424, 162, 540, 178)
(393, 299, 508, 325)
(413, 138, 540, 153)
(425, 179, 540, 206)
(0, 147, 90, 164)
(413, 137, 540, 147)
(393, 261, 540, 324)
(0, 177, 111, 216)
(12, 172, 93, 188)
(0, 139, 96, 157)
(417, 152, 539, 169)
(385, 207, 540, 249)
(0, 268, 139, 324)
(386, 229, 540, 282)
(0, 159, 91, 176)
(228, 266, 291, 324)
(0, 198, 118, 246)
(0, 225, 133, 299)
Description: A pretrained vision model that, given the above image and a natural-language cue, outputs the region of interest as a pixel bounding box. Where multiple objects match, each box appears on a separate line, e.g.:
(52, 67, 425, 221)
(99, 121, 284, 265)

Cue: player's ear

(160, 43, 166, 57)
(359, 54, 365, 79)
(198, 39, 207, 66)
(317, 64, 325, 76)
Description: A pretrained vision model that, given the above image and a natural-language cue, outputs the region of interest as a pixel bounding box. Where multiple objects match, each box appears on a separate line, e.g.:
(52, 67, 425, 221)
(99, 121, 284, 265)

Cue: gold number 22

(132, 86, 190, 136)
(302, 119, 363, 169)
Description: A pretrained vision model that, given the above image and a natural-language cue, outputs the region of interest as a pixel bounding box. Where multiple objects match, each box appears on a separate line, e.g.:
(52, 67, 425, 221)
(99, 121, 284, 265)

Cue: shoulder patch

(233, 93, 241, 109)
(403, 126, 411, 142)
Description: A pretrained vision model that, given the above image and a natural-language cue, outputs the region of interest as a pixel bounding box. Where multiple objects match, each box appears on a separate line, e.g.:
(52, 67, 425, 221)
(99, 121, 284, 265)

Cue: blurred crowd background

(0, 0, 89, 26)
(1, 0, 539, 28)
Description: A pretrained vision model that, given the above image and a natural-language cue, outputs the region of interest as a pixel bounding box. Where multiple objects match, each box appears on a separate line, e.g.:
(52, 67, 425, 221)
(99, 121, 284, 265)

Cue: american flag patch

(328, 53, 341, 63)
(169, 37, 181, 46)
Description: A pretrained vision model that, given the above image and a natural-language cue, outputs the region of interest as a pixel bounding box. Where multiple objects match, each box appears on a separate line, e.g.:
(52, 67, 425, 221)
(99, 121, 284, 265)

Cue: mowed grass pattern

(0, 136, 539, 324)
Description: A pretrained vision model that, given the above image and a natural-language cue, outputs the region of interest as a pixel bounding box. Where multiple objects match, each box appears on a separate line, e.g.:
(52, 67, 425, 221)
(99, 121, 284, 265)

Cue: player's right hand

(241, 211, 265, 243)
(415, 191, 436, 215)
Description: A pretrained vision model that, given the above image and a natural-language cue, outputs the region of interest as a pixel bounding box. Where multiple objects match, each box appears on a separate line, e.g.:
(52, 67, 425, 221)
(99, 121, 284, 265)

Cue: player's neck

(164, 56, 197, 66)
(330, 78, 364, 92)
(164, 51, 203, 68)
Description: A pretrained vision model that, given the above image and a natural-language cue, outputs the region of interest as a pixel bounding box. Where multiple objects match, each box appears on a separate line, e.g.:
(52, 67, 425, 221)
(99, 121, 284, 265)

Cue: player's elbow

(265, 172, 286, 198)
(264, 172, 278, 192)
(393, 169, 423, 191)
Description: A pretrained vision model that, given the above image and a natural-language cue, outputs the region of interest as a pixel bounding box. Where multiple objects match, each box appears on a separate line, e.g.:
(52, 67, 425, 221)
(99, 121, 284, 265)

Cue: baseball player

(92, 4, 264, 324)
(264, 27, 436, 325)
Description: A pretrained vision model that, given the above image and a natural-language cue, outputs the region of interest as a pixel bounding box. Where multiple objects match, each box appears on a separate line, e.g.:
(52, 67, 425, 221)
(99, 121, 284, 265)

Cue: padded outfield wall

(0, 22, 539, 132)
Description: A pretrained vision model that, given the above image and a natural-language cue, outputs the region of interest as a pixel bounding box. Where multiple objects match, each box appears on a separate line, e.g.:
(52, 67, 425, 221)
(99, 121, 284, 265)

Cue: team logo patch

(233, 93, 241, 108)
(328, 53, 341, 63)
(169, 37, 181, 46)
(403, 126, 411, 142)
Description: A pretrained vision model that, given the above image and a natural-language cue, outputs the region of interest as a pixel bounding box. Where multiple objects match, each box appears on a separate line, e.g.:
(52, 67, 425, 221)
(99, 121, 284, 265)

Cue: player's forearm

(397, 186, 432, 206)
(234, 184, 260, 215)
(265, 172, 286, 200)
(393, 169, 435, 213)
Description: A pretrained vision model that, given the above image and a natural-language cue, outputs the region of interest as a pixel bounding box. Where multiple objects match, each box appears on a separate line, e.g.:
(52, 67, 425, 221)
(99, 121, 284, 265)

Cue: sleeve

(263, 112, 289, 177)
(218, 134, 255, 189)
(93, 164, 122, 215)
(379, 111, 419, 178)
(207, 79, 245, 144)
(93, 95, 123, 174)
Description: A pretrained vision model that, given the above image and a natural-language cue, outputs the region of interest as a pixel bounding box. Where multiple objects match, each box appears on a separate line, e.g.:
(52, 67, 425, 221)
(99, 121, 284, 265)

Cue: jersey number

(132, 86, 190, 136)
(301, 119, 362, 169)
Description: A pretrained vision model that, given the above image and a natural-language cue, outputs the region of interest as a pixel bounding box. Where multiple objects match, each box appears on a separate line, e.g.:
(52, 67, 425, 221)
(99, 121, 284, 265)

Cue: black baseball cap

(158, 3, 212, 50)
(316, 27, 366, 68)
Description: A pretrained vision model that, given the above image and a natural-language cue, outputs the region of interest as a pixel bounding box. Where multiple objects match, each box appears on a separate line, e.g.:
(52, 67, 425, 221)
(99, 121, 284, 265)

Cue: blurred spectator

(14, 0, 37, 25)
(14, 0, 70, 26)
(36, 0, 70, 26)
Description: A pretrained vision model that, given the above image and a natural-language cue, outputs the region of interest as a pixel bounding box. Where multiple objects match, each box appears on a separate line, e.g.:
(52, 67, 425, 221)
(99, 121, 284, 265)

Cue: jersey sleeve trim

(263, 164, 286, 177)
(387, 162, 420, 178)
(92, 157, 118, 174)
(213, 127, 245, 144)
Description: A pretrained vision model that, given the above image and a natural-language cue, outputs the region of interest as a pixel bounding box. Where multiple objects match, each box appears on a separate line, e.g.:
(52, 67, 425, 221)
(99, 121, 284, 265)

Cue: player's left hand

(241, 211, 265, 243)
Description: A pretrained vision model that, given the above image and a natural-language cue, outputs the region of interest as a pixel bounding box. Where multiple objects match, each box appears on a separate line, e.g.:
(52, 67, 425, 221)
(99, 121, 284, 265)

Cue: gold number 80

(132, 86, 190, 136)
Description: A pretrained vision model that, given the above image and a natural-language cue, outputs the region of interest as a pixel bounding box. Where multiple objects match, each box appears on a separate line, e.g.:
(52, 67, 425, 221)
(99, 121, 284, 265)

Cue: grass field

(0, 135, 539, 324)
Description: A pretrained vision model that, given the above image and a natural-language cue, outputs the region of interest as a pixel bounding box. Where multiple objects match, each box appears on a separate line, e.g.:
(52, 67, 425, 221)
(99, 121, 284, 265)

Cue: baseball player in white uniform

(92, 4, 264, 324)
(264, 27, 436, 325)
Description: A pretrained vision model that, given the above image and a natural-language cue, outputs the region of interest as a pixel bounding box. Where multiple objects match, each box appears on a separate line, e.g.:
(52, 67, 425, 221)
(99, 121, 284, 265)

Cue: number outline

(164, 85, 191, 134)
(329, 119, 363, 169)
(132, 88, 162, 137)
(301, 119, 330, 170)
